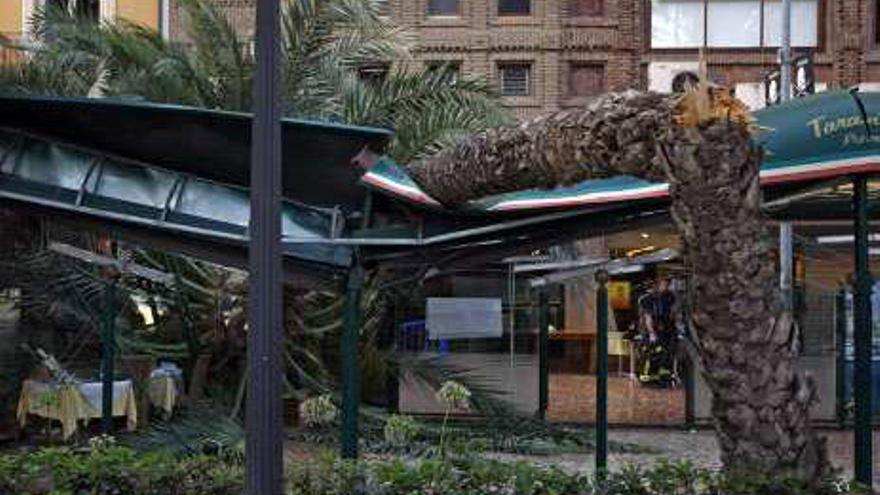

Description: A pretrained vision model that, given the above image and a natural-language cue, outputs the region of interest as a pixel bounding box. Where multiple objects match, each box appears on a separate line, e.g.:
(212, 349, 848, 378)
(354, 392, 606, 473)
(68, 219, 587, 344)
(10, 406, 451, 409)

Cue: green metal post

(537, 290, 549, 420)
(100, 281, 116, 433)
(341, 263, 363, 459)
(595, 270, 609, 475)
(836, 287, 847, 428)
(853, 175, 874, 486)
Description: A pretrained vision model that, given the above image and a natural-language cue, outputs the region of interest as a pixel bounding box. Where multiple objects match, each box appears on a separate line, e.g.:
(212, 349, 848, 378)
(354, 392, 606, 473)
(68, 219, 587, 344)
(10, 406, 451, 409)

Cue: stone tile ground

(548, 374, 685, 425)
(535, 373, 880, 484)
(492, 429, 880, 486)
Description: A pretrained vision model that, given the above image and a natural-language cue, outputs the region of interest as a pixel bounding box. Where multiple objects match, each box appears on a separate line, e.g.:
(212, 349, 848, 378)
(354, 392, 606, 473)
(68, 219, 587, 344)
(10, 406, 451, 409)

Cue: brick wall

(174, 0, 880, 117)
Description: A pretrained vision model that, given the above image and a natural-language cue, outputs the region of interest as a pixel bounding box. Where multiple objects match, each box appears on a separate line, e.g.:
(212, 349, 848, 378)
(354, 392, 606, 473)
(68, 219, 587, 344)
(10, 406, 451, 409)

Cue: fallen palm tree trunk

(408, 88, 830, 481)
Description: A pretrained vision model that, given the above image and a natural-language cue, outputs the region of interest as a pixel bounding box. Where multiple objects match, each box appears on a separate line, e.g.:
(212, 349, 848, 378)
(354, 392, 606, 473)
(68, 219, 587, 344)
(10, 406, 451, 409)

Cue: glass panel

(177, 180, 250, 226)
(12, 141, 94, 190)
(651, 0, 705, 48)
(95, 161, 176, 208)
(499, 64, 531, 96)
(763, 0, 818, 47)
(427, 0, 460, 15)
(281, 206, 331, 238)
(499, 0, 530, 15)
(707, 0, 760, 47)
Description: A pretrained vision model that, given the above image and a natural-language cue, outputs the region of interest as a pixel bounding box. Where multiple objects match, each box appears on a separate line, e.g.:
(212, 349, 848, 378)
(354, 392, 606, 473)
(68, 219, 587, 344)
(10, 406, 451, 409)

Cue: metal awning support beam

(536, 289, 549, 421)
(247, 0, 283, 493)
(594, 270, 609, 476)
(341, 262, 363, 459)
(853, 175, 874, 487)
(528, 248, 679, 288)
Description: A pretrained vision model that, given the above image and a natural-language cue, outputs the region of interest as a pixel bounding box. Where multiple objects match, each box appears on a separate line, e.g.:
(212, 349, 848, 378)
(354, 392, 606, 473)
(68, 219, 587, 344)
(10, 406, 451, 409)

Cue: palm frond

(124, 402, 245, 462)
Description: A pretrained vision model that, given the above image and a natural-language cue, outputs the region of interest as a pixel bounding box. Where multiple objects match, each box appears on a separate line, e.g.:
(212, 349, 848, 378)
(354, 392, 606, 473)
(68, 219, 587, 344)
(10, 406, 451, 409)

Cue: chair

(608, 331, 635, 378)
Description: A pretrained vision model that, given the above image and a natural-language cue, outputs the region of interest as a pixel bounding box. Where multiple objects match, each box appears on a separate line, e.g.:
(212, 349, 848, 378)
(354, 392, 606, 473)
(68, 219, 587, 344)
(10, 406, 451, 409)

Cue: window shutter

(571, 0, 604, 17)
(568, 65, 605, 97)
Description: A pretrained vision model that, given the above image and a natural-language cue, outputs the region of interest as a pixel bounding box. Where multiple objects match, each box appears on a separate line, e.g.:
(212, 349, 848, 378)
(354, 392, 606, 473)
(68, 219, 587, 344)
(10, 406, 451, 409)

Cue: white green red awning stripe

(362, 90, 880, 212)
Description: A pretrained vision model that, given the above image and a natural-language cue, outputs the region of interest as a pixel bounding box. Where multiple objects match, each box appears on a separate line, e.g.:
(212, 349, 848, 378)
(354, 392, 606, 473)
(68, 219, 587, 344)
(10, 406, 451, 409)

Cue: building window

(375, 0, 391, 17)
(876, 0, 880, 45)
(651, 0, 818, 49)
(47, 0, 100, 19)
(359, 64, 390, 84)
(571, 0, 604, 17)
(499, 63, 531, 96)
(428, 0, 460, 16)
(568, 64, 605, 97)
(427, 61, 462, 83)
(499, 0, 530, 16)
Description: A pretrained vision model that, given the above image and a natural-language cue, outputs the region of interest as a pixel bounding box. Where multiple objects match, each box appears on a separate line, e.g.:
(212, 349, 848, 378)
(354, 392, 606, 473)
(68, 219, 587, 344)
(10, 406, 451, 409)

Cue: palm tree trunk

(408, 90, 830, 480)
(408, 91, 673, 207)
(662, 121, 828, 480)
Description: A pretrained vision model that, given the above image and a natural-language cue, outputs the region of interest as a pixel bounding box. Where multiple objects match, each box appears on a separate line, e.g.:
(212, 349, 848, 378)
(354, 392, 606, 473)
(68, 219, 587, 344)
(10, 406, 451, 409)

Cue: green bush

(1, 445, 869, 495)
(288, 457, 868, 495)
(0, 445, 243, 495)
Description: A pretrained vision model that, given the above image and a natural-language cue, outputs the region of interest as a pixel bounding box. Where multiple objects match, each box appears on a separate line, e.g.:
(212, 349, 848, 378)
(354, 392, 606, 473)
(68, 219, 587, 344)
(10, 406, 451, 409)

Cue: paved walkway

(490, 428, 880, 486)
(549, 374, 684, 425)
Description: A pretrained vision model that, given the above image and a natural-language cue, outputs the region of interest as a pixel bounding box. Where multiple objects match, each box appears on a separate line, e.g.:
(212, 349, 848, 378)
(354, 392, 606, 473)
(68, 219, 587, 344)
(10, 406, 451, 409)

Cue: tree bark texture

(408, 91, 673, 207)
(408, 90, 830, 480)
(661, 122, 828, 480)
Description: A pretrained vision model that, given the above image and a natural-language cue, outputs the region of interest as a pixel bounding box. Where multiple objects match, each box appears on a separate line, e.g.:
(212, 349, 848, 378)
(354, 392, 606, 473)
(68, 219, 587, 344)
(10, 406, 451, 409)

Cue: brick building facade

(175, 0, 880, 118)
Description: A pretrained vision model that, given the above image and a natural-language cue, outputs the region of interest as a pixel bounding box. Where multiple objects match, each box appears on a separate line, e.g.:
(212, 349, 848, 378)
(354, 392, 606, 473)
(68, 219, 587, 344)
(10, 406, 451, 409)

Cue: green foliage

(0, 446, 867, 495)
(300, 393, 340, 428)
(288, 456, 867, 495)
(0, 444, 242, 495)
(124, 404, 245, 463)
(383, 414, 420, 447)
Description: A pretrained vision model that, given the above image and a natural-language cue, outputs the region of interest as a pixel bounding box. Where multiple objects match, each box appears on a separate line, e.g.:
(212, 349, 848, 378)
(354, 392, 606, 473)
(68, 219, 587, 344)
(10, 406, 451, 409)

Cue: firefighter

(636, 277, 677, 387)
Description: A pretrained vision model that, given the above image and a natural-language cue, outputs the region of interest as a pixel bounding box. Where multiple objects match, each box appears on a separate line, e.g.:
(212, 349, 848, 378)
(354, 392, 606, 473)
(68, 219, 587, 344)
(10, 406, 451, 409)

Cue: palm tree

(408, 88, 830, 481)
(0, 0, 510, 417)
(0, 0, 506, 138)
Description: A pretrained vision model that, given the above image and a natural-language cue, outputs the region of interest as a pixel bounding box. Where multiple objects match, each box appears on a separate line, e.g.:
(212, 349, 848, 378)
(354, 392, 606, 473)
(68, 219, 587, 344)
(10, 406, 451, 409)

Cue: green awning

(0, 95, 393, 271)
(362, 90, 880, 212)
(0, 95, 392, 211)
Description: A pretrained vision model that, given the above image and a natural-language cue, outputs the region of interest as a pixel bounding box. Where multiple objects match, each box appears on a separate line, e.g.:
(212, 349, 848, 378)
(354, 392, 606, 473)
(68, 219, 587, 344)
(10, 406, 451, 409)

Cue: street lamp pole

(780, 0, 792, 102)
(247, 0, 283, 493)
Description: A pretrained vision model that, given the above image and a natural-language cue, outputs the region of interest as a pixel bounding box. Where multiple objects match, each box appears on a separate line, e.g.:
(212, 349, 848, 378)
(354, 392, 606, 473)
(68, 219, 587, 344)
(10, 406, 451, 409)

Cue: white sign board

(426, 298, 503, 340)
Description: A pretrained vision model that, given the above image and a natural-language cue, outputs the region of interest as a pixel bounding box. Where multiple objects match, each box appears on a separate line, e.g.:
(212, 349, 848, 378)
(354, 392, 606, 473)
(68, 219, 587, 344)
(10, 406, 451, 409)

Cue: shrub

(383, 414, 420, 447)
(287, 456, 869, 495)
(0, 443, 243, 495)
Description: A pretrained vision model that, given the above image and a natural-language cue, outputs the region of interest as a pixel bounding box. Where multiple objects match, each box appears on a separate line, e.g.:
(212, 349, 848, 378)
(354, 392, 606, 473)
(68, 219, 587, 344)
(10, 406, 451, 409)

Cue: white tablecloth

(17, 379, 138, 439)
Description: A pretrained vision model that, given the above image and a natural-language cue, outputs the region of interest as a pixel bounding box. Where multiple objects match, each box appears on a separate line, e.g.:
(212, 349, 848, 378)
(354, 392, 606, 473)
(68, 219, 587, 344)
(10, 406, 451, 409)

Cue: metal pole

(780, 0, 792, 101)
(836, 287, 848, 428)
(780, 223, 794, 309)
(853, 175, 874, 487)
(100, 281, 116, 433)
(247, 0, 282, 490)
(537, 290, 549, 420)
(594, 270, 609, 475)
(341, 263, 363, 459)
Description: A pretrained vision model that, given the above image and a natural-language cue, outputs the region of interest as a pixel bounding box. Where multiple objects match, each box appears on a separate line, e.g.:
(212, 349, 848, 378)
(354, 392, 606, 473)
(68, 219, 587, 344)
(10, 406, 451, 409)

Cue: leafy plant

(434, 380, 471, 458)
(124, 403, 245, 463)
(300, 394, 340, 428)
(382, 414, 420, 447)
